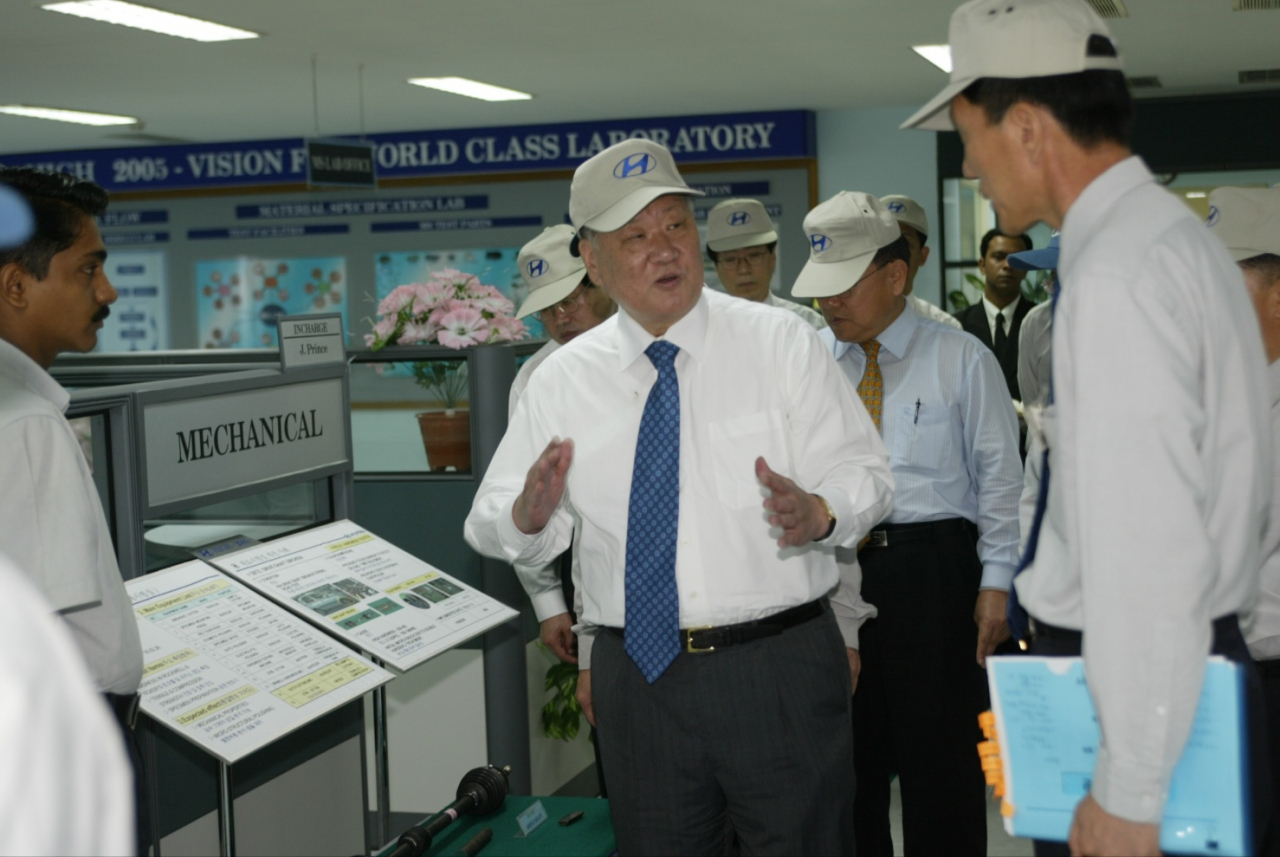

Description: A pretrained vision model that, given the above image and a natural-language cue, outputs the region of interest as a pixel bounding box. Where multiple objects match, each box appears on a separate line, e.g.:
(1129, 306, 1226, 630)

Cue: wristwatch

(813, 494, 837, 541)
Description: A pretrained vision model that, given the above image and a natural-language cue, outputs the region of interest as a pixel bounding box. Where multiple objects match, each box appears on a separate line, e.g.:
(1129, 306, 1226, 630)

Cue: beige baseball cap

(793, 192, 903, 299)
(515, 224, 588, 319)
(705, 198, 778, 252)
(568, 139, 703, 249)
(880, 194, 928, 238)
(902, 0, 1123, 132)
(1207, 187, 1280, 262)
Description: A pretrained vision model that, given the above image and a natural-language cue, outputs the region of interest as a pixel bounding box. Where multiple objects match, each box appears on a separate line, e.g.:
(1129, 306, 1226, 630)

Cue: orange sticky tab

(977, 740, 1000, 757)
(1001, 799, 1015, 817)
(994, 782, 1005, 798)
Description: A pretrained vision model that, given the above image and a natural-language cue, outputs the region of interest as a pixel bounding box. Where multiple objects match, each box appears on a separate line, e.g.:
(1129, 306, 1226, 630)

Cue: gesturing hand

(757, 457, 831, 547)
(512, 438, 574, 535)
(540, 613, 578, 664)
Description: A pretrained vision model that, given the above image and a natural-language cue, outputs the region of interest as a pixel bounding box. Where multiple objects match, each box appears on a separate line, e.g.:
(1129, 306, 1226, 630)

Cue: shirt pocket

(707, 409, 791, 510)
(890, 403, 953, 472)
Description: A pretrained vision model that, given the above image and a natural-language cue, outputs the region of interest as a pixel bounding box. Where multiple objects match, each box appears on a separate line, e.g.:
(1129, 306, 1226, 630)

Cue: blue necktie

(1008, 285, 1062, 646)
(625, 340, 682, 684)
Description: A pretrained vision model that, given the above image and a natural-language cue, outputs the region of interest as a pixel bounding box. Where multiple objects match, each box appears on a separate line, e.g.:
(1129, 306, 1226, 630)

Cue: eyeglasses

(715, 248, 773, 269)
(818, 263, 887, 303)
(538, 284, 589, 320)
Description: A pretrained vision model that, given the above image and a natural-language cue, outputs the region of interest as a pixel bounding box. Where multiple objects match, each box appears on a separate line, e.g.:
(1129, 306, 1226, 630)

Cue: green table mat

(376, 795, 615, 857)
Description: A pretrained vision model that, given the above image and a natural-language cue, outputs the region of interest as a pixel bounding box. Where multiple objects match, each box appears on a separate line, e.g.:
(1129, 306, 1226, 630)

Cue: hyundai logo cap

(705, 198, 778, 253)
(568, 139, 703, 251)
(1207, 187, 1280, 263)
(1009, 232, 1060, 270)
(879, 194, 929, 238)
(515, 224, 588, 319)
(0, 183, 34, 249)
(902, 0, 1123, 132)
(793, 192, 902, 299)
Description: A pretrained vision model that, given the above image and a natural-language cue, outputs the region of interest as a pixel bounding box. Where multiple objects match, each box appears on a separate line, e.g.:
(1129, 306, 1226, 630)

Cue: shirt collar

(615, 285, 709, 371)
(982, 294, 1021, 326)
(1060, 155, 1152, 281)
(0, 337, 70, 413)
(827, 299, 915, 362)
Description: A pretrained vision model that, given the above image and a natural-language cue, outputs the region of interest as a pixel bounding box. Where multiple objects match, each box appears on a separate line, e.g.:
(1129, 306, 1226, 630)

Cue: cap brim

(0, 184, 34, 249)
(516, 270, 586, 319)
(1008, 247, 1060, 271)
(901, 78, 973, 131)
(792, 249, 878, 299)
(1231, 247, 1272, 263)
(707, 230, 778, 253)
(584, 186, 704, 234)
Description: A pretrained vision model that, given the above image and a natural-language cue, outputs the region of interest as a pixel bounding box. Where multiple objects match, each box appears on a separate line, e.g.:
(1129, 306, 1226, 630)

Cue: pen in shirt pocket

(914, 398, 921, 425)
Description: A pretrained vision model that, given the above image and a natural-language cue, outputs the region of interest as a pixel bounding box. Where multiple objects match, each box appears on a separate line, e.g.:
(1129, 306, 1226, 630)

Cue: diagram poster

(97, 250, 168, 352)
(196, 256, 347, 349)
(374, 248, 546, 339)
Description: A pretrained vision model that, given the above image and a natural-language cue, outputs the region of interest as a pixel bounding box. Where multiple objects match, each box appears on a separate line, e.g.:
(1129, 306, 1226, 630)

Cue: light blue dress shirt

(820, 302, 1022, 590)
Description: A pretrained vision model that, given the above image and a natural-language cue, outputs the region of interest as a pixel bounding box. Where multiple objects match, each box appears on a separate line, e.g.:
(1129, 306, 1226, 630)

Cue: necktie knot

(862, 339, 881, 361)
(646, 340, 679, 372)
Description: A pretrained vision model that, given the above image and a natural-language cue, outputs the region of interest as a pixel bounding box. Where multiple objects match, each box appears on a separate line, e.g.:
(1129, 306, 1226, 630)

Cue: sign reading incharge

(277, 314, 346, 370)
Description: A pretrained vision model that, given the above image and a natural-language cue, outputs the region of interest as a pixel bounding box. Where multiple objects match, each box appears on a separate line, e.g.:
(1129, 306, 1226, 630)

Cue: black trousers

(104, 693, 150, 857)
(853, 519, 990, 857)
(1029, 616, 1271, 857)
(592, 607, 854, 856)
(1260, 658, 1280, 856)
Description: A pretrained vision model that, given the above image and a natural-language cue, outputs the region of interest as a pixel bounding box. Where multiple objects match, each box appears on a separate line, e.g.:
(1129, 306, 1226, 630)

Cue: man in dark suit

(954, 229, 1034, 401)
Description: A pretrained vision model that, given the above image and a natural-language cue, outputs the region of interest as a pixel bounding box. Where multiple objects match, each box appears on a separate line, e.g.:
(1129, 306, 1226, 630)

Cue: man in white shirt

(1209, 185, 1280, 856)
(879, 194, 963, 331)
(705, 198, 827, 329)
(509, 224, 616, 663)
(0, 167, 147, 854)
(905, 2, 1271, 855)
(465, 139, 893, 855)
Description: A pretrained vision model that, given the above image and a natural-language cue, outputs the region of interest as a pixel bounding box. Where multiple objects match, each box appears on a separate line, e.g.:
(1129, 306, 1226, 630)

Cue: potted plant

(365, 268, 528, 471)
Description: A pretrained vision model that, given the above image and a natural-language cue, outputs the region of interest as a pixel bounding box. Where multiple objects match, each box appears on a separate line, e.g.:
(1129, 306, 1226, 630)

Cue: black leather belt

(1031, 614, 1241, 650)
(605, 599, 825, 654)
(104, 692, 141, 731)
(862, 517, 977, 549)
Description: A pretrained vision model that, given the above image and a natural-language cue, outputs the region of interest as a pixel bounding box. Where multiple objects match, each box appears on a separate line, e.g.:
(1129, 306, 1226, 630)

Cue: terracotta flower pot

(416, 410, 472, 472)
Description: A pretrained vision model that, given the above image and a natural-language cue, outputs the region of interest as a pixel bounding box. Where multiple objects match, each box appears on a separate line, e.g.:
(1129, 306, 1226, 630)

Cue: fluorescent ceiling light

(407, 77, 532, 102)
(0, 105, 138, 126)
(42, 1, 258, 42)
(912, 44, 953, 74)
(1185, 191, 1207, 198)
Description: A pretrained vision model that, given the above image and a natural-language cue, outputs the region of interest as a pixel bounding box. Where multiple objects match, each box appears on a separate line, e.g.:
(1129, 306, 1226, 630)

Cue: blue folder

(987, 656, 1248, 855)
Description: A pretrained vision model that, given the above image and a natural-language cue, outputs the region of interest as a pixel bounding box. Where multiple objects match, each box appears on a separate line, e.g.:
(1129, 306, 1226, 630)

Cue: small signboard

(277, 313, 346, 370)
(306, 139, 376, 188)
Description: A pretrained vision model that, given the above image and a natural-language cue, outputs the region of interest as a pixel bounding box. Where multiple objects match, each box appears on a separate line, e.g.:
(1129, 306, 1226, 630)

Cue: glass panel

(142, 479, 328, 573)
(69, 412, 115, 543)
(349, 355, 471, 474)
(943, 178, 997, 263)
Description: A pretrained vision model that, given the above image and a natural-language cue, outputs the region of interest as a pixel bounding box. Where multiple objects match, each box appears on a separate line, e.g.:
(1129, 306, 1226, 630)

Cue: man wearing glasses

(797, 191, 1022, 856)
(706, 198, 826, 329)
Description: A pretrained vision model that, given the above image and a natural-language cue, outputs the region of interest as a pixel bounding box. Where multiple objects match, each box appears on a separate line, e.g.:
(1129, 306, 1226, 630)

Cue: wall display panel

(195, 257, 348, 349)
(95, 250, 169, 352)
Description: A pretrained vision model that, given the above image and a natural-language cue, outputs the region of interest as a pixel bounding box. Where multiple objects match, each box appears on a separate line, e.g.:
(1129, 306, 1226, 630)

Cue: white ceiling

(1, 0, 1277, 156)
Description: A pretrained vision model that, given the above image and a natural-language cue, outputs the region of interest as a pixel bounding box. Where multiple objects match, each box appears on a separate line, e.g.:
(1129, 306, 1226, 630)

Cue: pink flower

(491, 315, 529, 342)
(398, 321, 434, 344)
(416, 281, 451, 312)
(377, 285, 421, 317)
(436, 306, 488, 349)
(473, 292, 515, 317)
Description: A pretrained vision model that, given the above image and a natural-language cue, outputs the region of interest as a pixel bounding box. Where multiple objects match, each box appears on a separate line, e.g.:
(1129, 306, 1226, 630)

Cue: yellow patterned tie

(857, 340, 883, 432)
(856, 340, 883, 552)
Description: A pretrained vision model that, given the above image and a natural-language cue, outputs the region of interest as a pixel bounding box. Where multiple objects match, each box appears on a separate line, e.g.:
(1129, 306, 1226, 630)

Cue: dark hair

(899, 223, 928, 250)
(0, 168, 109, 279)
(980, 228, 1033, 259)
(707, 241, 777, 264)
(871, 235, 911, 270)
(1242, 253, 1280, 283)
(959, 65, 1133, 150)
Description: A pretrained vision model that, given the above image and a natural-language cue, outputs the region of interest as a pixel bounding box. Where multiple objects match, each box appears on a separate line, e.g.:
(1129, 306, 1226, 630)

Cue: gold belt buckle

(685, 625, 717, 653)
(868, 530, 889, 548)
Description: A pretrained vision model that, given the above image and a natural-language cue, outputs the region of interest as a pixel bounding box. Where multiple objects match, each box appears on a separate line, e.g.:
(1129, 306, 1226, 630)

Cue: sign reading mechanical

(0, 110, 814, 194)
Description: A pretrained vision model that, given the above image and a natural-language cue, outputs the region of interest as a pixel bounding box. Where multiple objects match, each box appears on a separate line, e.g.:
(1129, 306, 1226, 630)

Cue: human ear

(889, 260, 908, 297)
(919, 245, 931, 267)
(1005, 102, 1045, 165)
(0, 263, 30, 310)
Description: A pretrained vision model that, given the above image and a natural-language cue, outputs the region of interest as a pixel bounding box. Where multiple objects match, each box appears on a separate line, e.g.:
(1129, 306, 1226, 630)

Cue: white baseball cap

(0, 183, 34, 249)
(902, 0, 1123, 132)
(880, 194, 928, 238)
(568, 139, 703, 249)
(793, 192, 903, 299)
(1207, 187, 1280, 262)
(515, 225, 589, 319)
(706, 198, 778, 253)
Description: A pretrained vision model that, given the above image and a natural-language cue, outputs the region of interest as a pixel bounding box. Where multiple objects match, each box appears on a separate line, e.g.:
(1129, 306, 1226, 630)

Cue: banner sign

(188, 224, 350, 241)
(0, 110, 814, 194)
(306, 139, 376, 187)
(687, 181, 771, 198)
(370, 215, 542, 234)
(237, 194, 487, 220)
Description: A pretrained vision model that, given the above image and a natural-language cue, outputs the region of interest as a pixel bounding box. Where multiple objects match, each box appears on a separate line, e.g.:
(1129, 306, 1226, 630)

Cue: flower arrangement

(366, 268, 529, 408)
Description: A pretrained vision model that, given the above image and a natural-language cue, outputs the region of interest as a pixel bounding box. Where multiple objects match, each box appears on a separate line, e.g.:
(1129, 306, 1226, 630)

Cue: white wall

(816, 105, 942, 308)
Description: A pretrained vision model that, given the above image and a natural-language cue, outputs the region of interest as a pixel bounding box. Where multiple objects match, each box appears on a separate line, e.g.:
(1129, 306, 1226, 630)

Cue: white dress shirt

(909, 294, 963, 331)
(1017, 300, 1054, 411)
(507, 339, 559, 423)
(0, 337, 143, 694)
(982, 294, 1025, 344)
(466, 288, 894, 667)
(765, 292, 828, 330)
(822, 301, 1022, 592)
(0, 553, 134, 856)
(1014, 156, 1270, 824)
(1246, 359, 1280, 660)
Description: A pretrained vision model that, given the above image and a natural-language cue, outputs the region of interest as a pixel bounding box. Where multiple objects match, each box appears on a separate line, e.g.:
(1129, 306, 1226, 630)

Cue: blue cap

(0, 183, 34, 249)
(1008, 233, 1059, 271)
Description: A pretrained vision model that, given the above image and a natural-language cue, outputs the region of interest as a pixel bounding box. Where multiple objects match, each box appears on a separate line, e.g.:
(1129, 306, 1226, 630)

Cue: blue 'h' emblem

(810, 233, 831, 252)
(887, 201, 905, 213)
(1207, 205, 1220, 227)
(614, 152, 656, 179)
(729, 211, 750, 226)
(527, 258, 548, 278)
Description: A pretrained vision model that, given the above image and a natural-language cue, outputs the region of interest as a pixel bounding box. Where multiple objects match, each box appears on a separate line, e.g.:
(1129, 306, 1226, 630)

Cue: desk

(376, 795, 615, 857)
